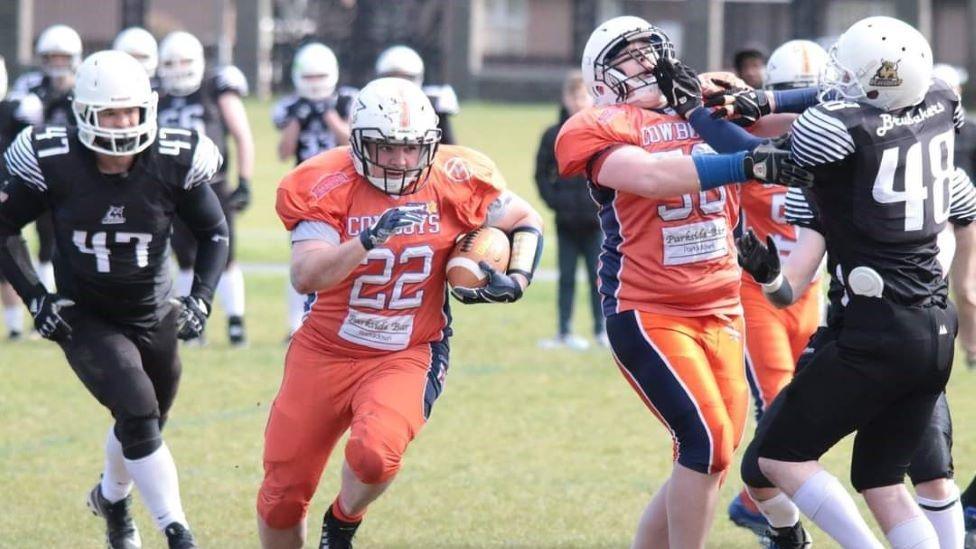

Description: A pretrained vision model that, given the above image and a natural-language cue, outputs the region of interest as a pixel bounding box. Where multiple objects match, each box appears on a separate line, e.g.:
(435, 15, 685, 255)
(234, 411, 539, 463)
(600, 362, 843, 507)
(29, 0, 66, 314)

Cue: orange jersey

(555, 105, 741, 317)
(276, 145, 504, 358)
(740, 184, 797, 286)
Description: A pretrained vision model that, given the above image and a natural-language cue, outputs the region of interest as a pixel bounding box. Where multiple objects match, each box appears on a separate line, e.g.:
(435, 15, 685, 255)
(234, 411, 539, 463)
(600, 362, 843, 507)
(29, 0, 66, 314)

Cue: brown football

(446, 226, 511, 289)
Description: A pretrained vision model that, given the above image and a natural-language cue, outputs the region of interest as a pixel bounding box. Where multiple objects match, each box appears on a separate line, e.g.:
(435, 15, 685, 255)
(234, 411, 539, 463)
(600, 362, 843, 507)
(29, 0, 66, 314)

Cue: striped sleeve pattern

(784, 187, 823, 233)
(954, 102, 965, 130)
(789, 105, 856, 167)
(184, 134, 224, 190)
(3, 127, 46, 192)
(949, 168, 976, 225)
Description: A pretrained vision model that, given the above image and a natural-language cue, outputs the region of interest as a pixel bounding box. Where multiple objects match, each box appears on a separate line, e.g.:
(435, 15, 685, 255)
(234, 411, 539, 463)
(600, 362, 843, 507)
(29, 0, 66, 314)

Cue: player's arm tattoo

(485, 191, 514, 226)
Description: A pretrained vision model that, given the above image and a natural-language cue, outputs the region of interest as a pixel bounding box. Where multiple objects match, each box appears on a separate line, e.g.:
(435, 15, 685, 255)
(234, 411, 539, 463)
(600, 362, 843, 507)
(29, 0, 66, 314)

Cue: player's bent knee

(741, 441, 775, 488)
(345, 435, 400, 484)
(257, 484, 309, 530)
(115, 416, 162, 459)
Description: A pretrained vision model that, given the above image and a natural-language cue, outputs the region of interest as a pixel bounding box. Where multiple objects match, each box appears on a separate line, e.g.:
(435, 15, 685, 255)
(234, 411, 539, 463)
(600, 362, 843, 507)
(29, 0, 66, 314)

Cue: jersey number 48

(872, 128, 953, 232)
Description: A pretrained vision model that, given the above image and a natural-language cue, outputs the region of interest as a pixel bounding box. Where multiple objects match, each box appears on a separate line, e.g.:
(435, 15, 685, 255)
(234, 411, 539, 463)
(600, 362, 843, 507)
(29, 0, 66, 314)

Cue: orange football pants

(607, 310, 748, 475)
(741, 279, 822, 418)
(257, 337, 448, 529)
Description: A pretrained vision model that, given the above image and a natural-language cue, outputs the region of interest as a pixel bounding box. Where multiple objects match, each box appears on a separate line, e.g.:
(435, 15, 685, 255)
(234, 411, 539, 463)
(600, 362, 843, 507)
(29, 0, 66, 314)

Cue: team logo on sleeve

(870, 60, 903, 87)
(444, 157, 472, 183)
(101, 205, 126, 225)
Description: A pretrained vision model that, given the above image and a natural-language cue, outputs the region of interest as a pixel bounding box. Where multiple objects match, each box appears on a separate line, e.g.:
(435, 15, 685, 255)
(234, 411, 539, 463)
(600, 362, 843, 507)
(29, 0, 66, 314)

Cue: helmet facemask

(74, 98, 158, 156)
(595, 27, 675, 104)
(818, 45, 866, 103)
(351, 127, 441, 196)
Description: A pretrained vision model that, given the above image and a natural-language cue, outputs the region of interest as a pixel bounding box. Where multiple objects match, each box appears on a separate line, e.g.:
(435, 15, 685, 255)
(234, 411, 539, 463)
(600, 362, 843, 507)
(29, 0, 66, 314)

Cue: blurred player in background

(733, 45, 767, 89)
(273, 42, 353, 339)
(158, 30, 255, 346)
(257, 77, 544, 548)
(12, 24, 83, 297)
(113, 27, 160, 90)
(0, 50, 229, 549)
(0, 54, 25, 340)
(555, 16, 809, 549)
(534, 69, 603, 351)
(725, 39, 828, 540)
(376, 44, 460, 144)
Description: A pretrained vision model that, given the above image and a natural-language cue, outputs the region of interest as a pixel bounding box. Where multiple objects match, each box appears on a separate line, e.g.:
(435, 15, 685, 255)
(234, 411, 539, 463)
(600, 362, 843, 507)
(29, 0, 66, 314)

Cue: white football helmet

(581, 15, 676, 106)
(765, 40, 828, 89)
(350, 77, 441, 195)
(820, 16, 932, 111)
(932, 63, 966, 93)
(72, 50, 158, 156)
(292, 43, 339, 100)
(158, 31, 205, 96)
(36, 24, 83, 79)
(375, 45, 425, 86)
(114, 27, 158, 77)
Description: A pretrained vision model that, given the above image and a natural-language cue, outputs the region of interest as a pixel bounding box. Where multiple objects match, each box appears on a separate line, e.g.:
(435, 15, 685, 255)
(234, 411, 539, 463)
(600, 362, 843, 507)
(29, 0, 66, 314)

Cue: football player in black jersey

(0, 51, 229, 549)
(0, 55, 24, 340)
(375, 45, 460, 145)
(12, 24, 83, 296)
(113, 27, 160, 92)
(158, 30, 255, 346)
(656, 16, 969, 549)
(273, 42, 351, 338)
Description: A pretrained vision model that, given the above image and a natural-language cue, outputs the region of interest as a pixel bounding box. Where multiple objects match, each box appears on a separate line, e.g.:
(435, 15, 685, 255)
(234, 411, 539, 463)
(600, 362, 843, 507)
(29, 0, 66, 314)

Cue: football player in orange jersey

(256, 77, 545, 549)
(724, 39, 829, 538)
(555, 16, 810, 549)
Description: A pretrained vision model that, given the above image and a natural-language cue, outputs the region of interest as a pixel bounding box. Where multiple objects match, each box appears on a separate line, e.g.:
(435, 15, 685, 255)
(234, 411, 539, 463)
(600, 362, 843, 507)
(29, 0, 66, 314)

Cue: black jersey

(788, 79, 972, 307)
(785, 166, 976, 323)
(22, 75, 73, 127)
(0, 125, 223, 326)
(271, 88, 354, 164)
(158, 66, 248, 181)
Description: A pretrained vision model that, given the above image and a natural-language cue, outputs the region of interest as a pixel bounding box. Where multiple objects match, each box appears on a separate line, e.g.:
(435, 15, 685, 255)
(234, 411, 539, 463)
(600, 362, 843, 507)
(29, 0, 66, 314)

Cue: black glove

(745, 141, 814, 188)
(226, 177, 252, 212)
(704, 88, 771, 126)
(652, 58, 702, 118)
(359, 206, 426, 250)
(735, 230, 781, 284)
(450, 261, 524, 304)
(172, 296, 210, 341)
(29, 293, 74, 342)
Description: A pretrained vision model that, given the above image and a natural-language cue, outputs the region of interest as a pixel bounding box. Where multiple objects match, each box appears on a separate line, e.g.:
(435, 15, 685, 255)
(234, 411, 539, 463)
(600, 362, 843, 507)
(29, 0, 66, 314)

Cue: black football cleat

(164, 522, 198, 549)
(87, 483, 142, 549)
(765, 522, 812, 549)
(228, 315, 247, 348)
(320, 505, 360, 549)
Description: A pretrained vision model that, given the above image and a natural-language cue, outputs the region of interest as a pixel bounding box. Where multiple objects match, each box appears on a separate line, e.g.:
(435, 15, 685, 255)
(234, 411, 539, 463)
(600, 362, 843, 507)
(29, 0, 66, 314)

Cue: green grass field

(1, 99, 975, 548)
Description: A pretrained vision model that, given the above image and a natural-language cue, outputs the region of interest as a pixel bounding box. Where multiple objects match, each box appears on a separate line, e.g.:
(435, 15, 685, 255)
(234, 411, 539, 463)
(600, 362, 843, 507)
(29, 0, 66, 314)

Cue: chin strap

(506, 226, 543, 284)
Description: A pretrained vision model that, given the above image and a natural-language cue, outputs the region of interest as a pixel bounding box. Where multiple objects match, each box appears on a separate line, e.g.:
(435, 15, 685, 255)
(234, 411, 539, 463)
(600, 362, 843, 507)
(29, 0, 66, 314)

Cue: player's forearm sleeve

(761, 273, 795, 308)
(175, 184, 229, 307)
(0, 234, 46, 303)
(688, 108, 763, 153)
(771, 88, 819, 114)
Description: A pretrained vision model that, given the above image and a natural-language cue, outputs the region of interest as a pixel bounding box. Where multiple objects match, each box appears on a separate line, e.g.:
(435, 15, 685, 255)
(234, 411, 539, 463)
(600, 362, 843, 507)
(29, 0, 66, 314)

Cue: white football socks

(124, 443, 188, 530)
(792, 470, 884, 548)
(175, 269, 194, 297)
(756, 491, 801, 528)
(217, 265, 245, 317)
(917, 482, 964, 549)
(4, 306, 23, 333)
(100, 428, 133, 503)
(886, 515, 940, 549)
(37, 262, 55, 291)
(287, 284, 306, 333)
